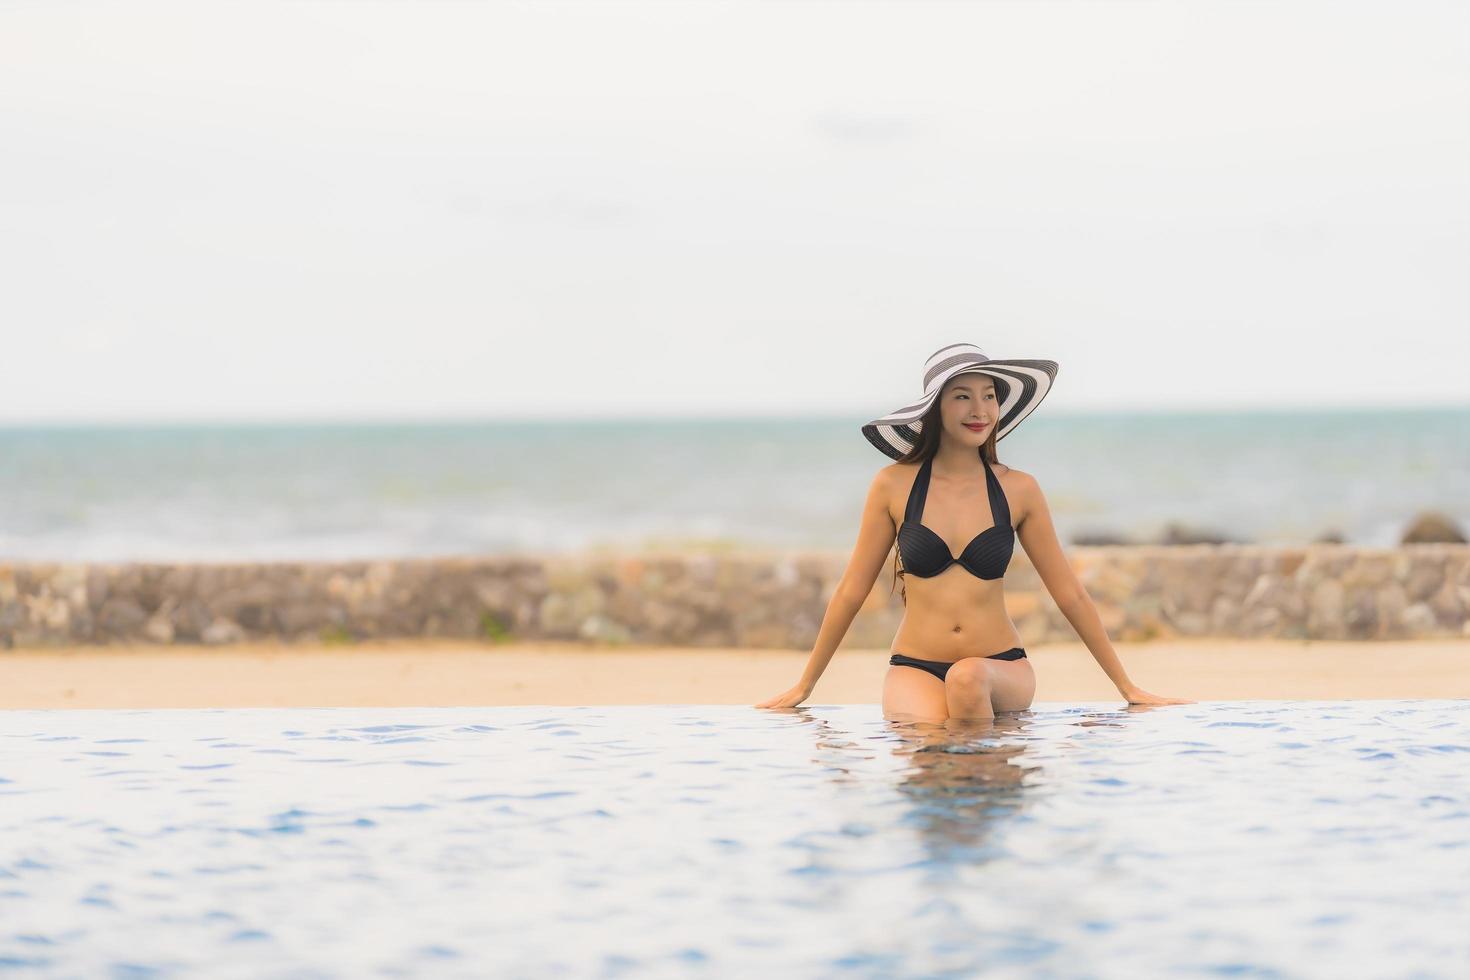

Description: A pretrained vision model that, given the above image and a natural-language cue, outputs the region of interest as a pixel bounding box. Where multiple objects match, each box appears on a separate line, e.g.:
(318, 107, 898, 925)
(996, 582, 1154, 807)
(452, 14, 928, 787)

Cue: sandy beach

(3, 638, 1467, 709)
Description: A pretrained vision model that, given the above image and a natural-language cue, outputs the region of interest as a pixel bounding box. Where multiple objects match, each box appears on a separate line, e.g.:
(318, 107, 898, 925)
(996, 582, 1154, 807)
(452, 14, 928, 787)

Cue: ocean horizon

(2, 406, 1466, 563)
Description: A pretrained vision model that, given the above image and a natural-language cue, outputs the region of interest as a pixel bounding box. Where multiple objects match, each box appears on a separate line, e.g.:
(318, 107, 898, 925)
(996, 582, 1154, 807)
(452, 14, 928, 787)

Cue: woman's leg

(882, 664, 950, 724)
(944, 657, 1036, 721)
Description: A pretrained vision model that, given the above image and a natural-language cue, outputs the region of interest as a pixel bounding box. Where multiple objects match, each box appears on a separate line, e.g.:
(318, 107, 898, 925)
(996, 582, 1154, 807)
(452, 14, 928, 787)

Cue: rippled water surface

(3, 700, 1468, 978)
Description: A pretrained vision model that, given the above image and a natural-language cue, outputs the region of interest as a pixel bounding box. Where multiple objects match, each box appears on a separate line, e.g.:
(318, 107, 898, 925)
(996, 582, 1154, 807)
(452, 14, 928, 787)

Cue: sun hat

(861, 343, 1060, 460)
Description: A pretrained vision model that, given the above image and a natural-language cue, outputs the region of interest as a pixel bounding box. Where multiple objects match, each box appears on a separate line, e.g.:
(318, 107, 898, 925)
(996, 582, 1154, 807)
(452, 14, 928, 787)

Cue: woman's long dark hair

(889, 389, 1001, 606)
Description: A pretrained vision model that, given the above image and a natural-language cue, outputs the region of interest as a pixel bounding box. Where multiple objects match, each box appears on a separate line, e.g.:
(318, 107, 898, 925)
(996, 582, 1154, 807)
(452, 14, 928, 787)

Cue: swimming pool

(2, 700, 1467, 978)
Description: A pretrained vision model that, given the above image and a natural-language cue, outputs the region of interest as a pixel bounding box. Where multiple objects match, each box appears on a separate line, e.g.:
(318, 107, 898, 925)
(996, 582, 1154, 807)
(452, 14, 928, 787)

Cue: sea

(0, 407, 1466, 562)
(1, 699, 1467, 978)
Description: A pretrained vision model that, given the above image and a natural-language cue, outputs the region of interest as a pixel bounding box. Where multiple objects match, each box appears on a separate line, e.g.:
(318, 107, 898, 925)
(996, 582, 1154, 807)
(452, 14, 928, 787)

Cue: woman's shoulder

(994, 461, 1035, 485)
(875, 460, 920, 480)
(995, 465, 1043, 517)
(876, 459, 931, 493)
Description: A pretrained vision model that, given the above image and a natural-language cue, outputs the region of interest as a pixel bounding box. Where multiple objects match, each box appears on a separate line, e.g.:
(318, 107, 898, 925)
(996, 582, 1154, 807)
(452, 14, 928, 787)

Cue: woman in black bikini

(756, 343, 1191, 722)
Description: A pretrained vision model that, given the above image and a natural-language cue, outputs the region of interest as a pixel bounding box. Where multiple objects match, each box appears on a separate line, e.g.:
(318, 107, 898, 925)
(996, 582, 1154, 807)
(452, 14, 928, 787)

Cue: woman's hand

(754, 683, 813, 709)
(1121, 685, 1194, 706)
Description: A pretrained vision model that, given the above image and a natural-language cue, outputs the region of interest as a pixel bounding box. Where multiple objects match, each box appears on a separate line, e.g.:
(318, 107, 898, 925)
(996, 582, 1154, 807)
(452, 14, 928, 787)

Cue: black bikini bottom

(888, 648, 1027, 683)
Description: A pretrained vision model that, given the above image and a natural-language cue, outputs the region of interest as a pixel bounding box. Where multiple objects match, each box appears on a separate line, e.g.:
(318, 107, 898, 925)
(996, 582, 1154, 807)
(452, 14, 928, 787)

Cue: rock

(67, 607, 94, 641)
(22, 590, 70, 634)
(0, 549, 1465, 649)
(1072, 530, 1135, 546)
(1401, 512, 1467, 544)
(1209, 595, 1239, 635)
(1093, 601, 1126, 633)
(1133, 612, 1174, 641)
(97, 597, 146, 636)
(1241, 572, 1281, 608)
(1374, 583, 1408, 639)
(1402, 603, 1437, 633)
(173, 598, 213, 642)
(1429, 579, 1465, 624)
(1274, 578, 1308, 622)
(1080, 562, 1141, 602)
(538, 593, 578, 636)
(1308, 579, 1346, 639)
(277, 603, 324, 635)
(1159, 522, 1237, 545)
(1403, 554, 1449, 602)
(579, 614, 631, 644)
(472, 578, 515, 609)
(1243, 605, 1283, 636)
(201, 618, 245, 645)
(1169, 611, 1208, 635)
(1345, 590, 1378, 639)
(143, 614, 175, 644)
(1166, 568, 1218, 616)
(84, 568, 111, 609)
(1343, 555, 1393, 589)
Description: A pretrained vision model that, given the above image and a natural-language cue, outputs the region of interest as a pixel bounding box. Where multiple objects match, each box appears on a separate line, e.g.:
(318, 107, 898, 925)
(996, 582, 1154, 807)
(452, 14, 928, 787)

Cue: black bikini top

(897, 450, 1015, 581)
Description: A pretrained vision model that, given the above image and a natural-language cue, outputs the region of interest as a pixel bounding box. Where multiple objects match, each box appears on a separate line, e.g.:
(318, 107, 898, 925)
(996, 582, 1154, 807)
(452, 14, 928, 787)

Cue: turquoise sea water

(0, 408, 1466, 561)
(2, 700, 1467, 978)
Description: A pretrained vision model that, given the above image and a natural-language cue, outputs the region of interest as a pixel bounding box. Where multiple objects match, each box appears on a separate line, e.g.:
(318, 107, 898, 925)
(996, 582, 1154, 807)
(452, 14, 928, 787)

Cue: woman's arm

(1013, 471, 1193, 707)
(755, 467, 897, 708)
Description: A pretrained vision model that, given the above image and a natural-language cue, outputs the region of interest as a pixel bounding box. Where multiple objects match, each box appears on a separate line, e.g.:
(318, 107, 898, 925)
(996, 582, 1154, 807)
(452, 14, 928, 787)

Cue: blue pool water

(2, 700, 1467, 978)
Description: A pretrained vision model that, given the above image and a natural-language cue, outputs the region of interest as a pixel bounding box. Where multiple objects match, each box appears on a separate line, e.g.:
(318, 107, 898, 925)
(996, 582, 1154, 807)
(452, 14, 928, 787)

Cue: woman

(756, 343, 1192, 722)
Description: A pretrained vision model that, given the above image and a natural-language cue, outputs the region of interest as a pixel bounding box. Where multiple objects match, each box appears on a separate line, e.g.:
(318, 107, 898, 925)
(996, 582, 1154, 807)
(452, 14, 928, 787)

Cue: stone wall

(1, 544, 1466, 650)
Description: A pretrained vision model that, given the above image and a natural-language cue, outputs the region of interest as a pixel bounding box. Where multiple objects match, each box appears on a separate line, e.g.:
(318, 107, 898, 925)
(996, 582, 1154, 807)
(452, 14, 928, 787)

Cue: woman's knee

(944, 659, 992, 696)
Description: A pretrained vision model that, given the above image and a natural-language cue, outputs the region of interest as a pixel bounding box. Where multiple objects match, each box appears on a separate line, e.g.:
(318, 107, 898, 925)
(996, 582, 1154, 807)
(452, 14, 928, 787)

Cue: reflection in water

(887, 715, 1041, 867)
(780, 707, 1152, 875)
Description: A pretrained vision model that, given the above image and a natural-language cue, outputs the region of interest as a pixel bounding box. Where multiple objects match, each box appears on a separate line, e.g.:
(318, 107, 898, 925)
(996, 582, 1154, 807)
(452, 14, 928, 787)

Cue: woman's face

(938, 372, 999, 447)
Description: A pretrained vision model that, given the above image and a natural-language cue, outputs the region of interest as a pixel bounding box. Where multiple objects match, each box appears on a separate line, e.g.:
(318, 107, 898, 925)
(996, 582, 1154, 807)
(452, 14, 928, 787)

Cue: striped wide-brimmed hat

(861, 343, 1059, 460)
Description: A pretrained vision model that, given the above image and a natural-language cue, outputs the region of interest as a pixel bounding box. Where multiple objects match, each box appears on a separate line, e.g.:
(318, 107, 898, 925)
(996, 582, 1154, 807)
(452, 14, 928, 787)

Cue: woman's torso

(886, 457, 1025, 662)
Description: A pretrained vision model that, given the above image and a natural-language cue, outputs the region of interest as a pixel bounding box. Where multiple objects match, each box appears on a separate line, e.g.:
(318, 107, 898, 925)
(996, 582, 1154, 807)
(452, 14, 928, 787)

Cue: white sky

(1, 0, 1467, 423)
